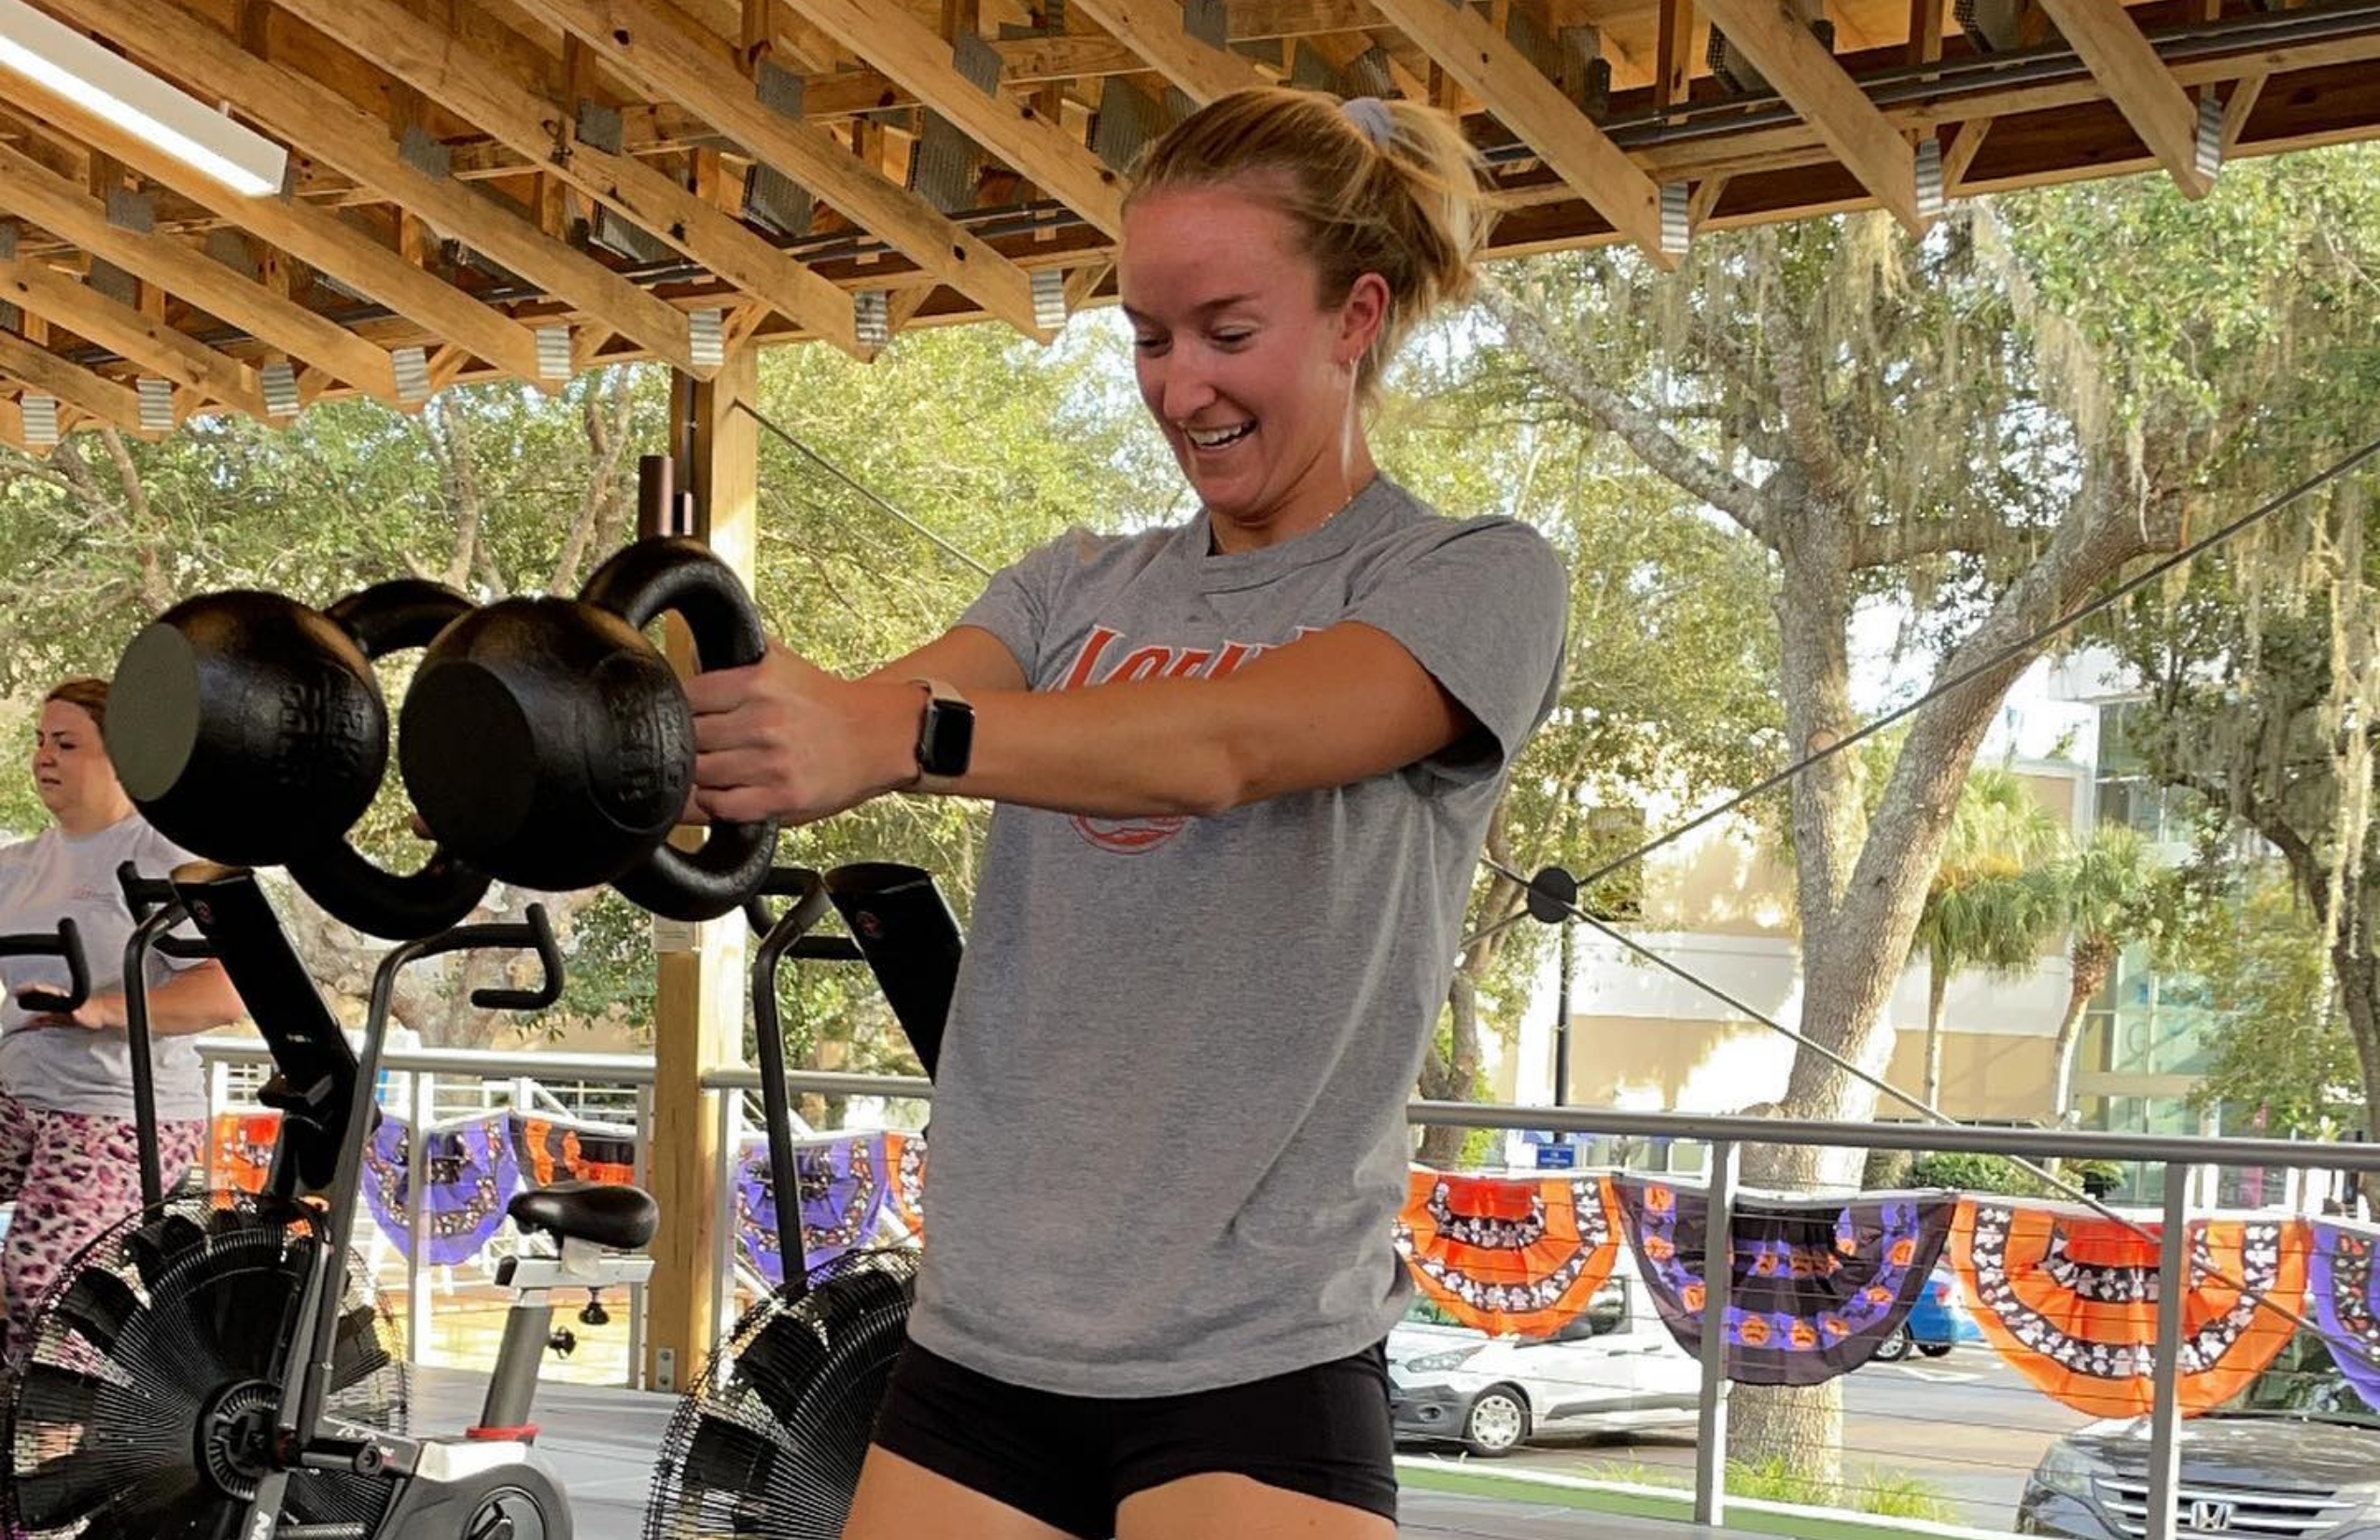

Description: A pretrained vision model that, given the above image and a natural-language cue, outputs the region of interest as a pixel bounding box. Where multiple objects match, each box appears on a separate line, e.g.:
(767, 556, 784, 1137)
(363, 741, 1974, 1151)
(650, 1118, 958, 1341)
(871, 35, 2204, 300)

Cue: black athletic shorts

(868, 1336, 1398, 1538)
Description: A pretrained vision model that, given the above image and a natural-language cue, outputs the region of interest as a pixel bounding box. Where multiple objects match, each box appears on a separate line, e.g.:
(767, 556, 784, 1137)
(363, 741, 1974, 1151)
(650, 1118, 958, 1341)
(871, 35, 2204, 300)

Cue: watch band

(907, 677, 973, 792)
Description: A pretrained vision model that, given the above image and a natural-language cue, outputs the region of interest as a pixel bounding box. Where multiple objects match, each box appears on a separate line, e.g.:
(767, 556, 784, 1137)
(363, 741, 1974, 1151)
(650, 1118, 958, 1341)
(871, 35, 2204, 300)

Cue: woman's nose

(1160, 365, 1216, 423)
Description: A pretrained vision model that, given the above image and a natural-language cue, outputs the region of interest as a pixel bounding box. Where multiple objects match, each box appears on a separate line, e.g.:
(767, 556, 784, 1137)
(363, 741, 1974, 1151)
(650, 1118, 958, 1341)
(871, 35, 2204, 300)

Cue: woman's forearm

(934, 678, 1262, 819)
(127, 961, 245, 1036)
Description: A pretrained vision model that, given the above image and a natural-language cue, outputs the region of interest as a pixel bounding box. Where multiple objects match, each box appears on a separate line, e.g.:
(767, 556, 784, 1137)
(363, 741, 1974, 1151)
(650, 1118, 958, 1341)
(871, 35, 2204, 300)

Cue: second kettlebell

(397, 536, 778, 915)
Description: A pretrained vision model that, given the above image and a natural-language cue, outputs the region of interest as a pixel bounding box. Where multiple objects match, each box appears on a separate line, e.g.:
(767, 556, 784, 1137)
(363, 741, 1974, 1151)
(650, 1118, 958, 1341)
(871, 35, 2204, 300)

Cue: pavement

(412, 1351, 2054, 1540)
(1411, 1351, 2085, 1530)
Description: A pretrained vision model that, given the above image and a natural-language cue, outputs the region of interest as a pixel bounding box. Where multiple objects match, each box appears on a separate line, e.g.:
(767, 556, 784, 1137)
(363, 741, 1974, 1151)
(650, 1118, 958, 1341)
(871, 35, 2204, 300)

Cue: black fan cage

(5, 1188, 410, 1540)
(644, 1244, 922, 1540)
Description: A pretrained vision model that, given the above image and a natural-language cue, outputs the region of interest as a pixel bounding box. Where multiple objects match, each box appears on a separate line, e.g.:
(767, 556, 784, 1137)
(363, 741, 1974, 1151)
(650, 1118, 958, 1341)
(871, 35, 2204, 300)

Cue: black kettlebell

(397, 537, 778, 920)
(109, 581, 494, 940)
(110, 591, 386, 867)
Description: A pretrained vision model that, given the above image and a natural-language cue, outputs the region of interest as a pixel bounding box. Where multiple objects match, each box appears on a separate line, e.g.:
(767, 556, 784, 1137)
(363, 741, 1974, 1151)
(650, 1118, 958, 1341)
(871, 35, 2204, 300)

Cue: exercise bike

(3, 862, 654, 1540)
(643, 861, 959, 1540)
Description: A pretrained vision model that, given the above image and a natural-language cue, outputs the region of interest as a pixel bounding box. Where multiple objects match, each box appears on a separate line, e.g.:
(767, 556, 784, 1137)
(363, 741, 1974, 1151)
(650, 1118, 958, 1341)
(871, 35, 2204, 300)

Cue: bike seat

(509, 1182, 659, 1252)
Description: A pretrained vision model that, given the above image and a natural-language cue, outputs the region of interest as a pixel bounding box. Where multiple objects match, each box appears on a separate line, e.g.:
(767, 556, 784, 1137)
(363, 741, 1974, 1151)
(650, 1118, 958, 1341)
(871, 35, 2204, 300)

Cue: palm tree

(1911, 769, 2068, 1107)
(2042, 824, 2163, 1126)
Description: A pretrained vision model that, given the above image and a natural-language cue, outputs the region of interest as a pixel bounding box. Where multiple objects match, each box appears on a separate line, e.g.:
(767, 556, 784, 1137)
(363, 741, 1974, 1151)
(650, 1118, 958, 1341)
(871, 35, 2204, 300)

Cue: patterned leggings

(0, 1089, 204, 1364)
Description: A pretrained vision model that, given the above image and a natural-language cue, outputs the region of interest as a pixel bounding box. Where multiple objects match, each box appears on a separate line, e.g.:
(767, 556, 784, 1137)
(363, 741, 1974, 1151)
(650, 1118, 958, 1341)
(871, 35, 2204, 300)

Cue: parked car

(1870, 1266, 1985, 1363)
(2016, 1334, 2380, 1540)
(1386, 1258, 1700, 1457)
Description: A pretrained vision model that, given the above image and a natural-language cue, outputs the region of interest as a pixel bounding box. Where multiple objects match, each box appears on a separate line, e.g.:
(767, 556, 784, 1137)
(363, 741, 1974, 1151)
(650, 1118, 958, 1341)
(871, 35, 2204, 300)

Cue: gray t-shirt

(0, 814, 209, 1121)
(909, 474, 1568, 1395)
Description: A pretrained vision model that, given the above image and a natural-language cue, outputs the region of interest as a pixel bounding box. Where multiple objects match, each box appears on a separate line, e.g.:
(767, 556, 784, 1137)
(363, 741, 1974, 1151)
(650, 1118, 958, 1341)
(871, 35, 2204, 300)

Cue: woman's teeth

(1186, 423, 1253, 449)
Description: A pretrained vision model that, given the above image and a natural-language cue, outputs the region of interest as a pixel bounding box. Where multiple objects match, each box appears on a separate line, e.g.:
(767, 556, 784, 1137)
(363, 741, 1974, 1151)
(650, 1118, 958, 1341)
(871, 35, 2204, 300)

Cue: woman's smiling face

(1119, 180, 1379, 544)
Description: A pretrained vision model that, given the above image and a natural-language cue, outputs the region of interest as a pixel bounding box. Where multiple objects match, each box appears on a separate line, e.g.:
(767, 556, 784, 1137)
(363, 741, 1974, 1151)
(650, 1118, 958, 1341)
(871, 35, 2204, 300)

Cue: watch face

(920, 700, 975, 777)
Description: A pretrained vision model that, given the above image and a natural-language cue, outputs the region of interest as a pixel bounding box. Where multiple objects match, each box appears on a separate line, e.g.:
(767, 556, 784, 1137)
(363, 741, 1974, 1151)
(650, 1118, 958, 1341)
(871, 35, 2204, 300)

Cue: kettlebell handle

(581, 539, 780, 920)
(287, 580, 493, 939)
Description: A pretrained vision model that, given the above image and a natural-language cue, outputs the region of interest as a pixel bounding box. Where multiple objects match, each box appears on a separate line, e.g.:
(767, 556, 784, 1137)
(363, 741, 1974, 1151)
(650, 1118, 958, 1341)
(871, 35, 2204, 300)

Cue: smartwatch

(909, 678, 974, 790)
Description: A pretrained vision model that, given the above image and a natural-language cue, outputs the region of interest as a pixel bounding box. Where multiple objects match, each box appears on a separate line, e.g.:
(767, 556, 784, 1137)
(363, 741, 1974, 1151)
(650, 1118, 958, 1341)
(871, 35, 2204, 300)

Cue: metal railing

(189, 1039, 2380, 1536)
(194, 1037, 658, 1388)
(1407, 1099, 2380, 1535)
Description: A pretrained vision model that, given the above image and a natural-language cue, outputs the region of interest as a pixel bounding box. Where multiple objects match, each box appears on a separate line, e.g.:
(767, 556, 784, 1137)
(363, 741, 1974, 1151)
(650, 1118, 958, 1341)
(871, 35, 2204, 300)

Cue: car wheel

(1462, 1387, 1530, 1457)
(1871, 1326, 1913, 1363)
(1917, 1341, 1954, 1359)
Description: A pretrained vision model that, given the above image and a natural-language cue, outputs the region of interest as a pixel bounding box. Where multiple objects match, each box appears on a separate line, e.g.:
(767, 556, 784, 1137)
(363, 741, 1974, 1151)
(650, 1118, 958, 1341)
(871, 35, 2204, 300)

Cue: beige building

(1486, 758, 2090, 1127)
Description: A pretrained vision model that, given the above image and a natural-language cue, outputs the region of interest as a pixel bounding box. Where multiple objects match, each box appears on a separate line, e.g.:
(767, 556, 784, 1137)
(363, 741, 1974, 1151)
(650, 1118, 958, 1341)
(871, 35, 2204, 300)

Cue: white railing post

(2145, 1158, 2192, 1540)
(625, 1081, 653, 1391)
(405, 1069, 435, 1363)
(1694, 1138, 1739, 1527)
(707, 1086, 744, 1364)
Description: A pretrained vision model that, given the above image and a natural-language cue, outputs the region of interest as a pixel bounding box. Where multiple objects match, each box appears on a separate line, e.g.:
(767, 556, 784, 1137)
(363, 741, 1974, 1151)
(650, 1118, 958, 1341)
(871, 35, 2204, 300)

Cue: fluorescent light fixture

(0, 0, 287, 196)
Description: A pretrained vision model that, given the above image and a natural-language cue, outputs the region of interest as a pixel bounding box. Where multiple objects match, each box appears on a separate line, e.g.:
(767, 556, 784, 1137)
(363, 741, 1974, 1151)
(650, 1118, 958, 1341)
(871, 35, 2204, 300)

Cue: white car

(1386, 1258, 1701, 1457)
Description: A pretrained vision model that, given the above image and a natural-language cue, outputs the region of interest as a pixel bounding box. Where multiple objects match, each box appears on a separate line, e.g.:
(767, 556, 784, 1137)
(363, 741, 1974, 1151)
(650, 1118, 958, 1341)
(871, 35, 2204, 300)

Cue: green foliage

(1913, 767, 2067, 978)
(1384, 324, 1786, 1085)
(1568, 1458, 1957, 1521)
(2165, 872, 2362, 1138)
(2052, 825, 2164, 954)
(1903, 1151, 2051, 1197)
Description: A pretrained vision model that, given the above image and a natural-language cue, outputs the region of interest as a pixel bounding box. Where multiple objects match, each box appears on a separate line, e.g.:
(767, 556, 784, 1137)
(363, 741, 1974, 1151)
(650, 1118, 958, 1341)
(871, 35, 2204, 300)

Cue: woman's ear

(1337, 272, 1392, 368)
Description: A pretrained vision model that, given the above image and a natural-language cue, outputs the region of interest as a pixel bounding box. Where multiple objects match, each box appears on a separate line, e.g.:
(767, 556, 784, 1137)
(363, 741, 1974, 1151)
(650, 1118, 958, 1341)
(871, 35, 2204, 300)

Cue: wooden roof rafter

(1064, 0, 1268, 104)
(0, 91, 555, 389)
(2029, 0, 2217, 195)
(45, 0, 710, 377)
(0, 252, 270, 419)
(1692, 0, 1925, 231)
(265, 0, 867, 358)
(515, 0, 1057, 339)
(774, 0, 1129, 235)
(1371, 0, 1675, 263)
(0, 138, 404, 403)
(0, 0, 2348, 427)
(0, 323, 147, 436)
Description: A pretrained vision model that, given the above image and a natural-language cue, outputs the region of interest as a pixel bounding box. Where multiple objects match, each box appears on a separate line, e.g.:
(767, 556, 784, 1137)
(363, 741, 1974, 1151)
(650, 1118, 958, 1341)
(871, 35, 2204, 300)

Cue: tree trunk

(2334, 942, 2380, 1145)
(1729, 1381, 1847, 1498)
(2051, 939, 2115, 1127)
(1415, 797, 1523, 1167)
(1923, 945, 1948, 1111)
(1736, 477, 2169, 1476)
(1416, 967, 1486, 1168)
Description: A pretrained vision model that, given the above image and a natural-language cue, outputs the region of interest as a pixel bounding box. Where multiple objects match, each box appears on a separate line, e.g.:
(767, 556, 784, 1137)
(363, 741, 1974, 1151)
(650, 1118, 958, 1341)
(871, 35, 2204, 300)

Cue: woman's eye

(1132, 334, 1168, 353)
(1213, 331, 1253, 349)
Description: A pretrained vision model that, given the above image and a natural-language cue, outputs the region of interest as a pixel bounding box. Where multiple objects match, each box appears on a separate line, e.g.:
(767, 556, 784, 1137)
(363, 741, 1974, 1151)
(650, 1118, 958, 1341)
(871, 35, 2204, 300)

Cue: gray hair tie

(1341, 95, 1395, 149)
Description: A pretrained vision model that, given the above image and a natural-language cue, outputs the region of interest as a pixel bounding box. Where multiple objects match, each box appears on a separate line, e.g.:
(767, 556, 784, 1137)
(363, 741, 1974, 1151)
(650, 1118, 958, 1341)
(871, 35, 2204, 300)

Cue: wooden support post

(1655, 0, 1691, 108)
(643, 343, 761, 1391)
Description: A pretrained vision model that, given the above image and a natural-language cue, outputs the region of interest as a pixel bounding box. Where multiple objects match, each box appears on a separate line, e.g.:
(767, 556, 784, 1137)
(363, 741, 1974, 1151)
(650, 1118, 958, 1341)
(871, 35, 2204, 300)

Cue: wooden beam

(269, 0, 863, 359)
(775, 0, 1128, 234)
(0, 329, 146, 434)
(10, 89, 547, 387)
(644, 343, 757, 1393)
(46, 0, 707, 376)
(1687, 172, 1731, 225)
(1908, 0, 1944, 63)
(0, 256, 270, 419)
(0, 396, 33, 455)
(0, 141, 401, 403)
(573, 324, 618, 373)
(2029, 0, 2214, 195)
(1623, 37, 2365, 184)
(1656, 0, 1692, 106)
(2221, 73, 2268, 153)
(1369, 0, 1672, 264)
(522, 0, 1050, 339)
(1941, 115, 1994, 189)
(1066, 0, 1267, 104)
(1680, 0, 1925, 229)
